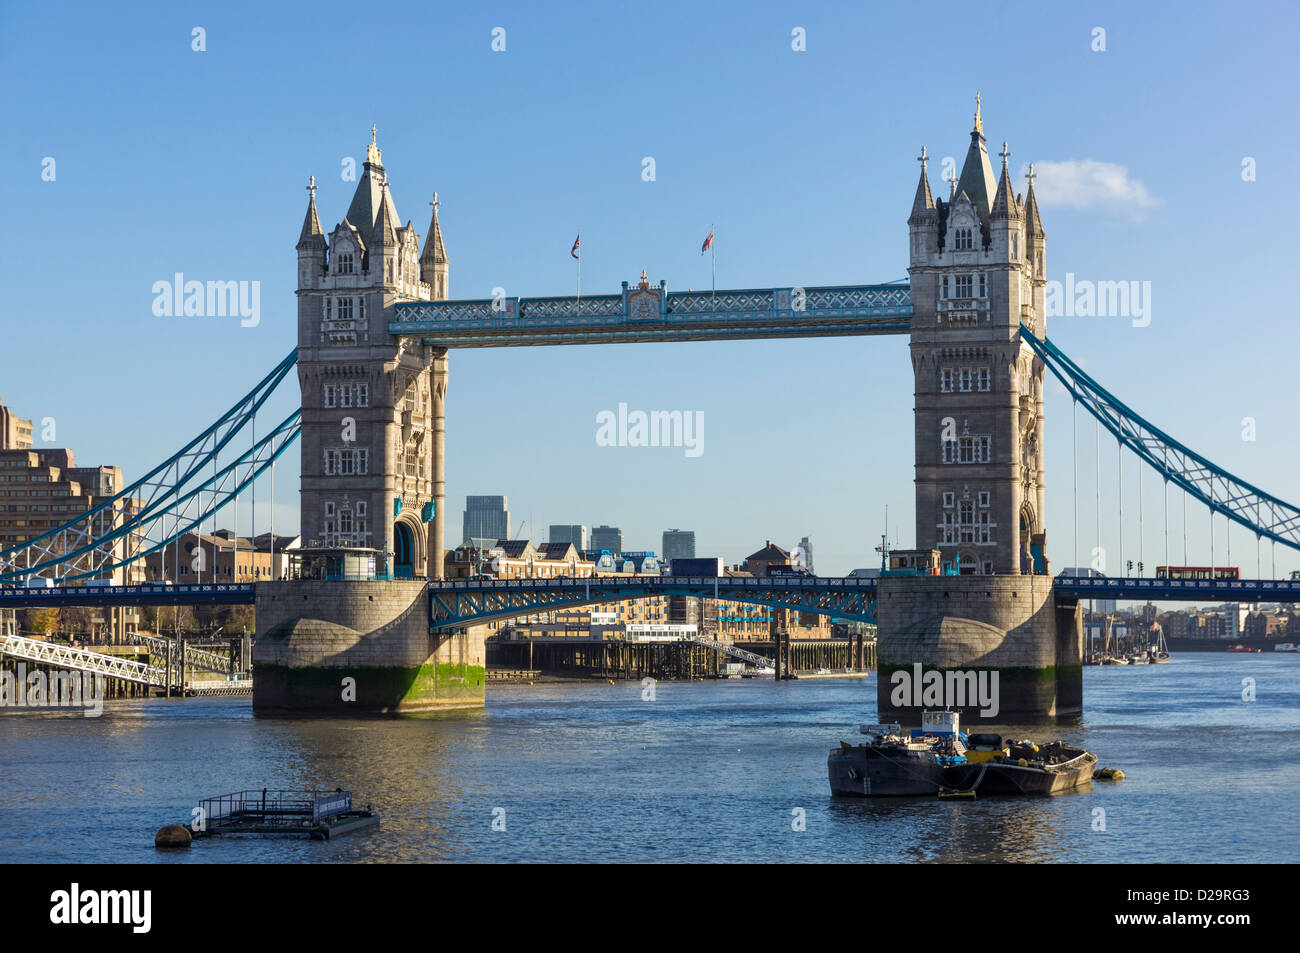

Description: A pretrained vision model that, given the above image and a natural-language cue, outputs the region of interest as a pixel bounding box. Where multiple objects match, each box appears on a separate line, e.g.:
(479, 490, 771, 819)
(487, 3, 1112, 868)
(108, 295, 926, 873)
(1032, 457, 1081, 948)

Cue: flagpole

(710, 222, 716, 304)
(577, 246, 581, 307)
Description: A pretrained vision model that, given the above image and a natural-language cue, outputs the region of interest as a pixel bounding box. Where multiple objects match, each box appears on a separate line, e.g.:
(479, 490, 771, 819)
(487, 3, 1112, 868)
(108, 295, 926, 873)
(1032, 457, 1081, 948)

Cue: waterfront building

(0, 444, 145, 640)
(463, 495, 509, 545)
(0, 396, 33, 450)
(143, 530, 278, 583)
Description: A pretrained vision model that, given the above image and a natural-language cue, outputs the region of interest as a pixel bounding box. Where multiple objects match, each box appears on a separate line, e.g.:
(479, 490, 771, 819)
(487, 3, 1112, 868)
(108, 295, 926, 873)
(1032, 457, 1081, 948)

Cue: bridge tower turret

(906, 97, 1047, 576)
(293, 128, 440, 580)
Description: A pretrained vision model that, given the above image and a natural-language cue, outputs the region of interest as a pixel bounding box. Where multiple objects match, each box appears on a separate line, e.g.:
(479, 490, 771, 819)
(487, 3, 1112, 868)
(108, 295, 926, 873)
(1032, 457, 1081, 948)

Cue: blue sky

(3, 0, 1298, 577)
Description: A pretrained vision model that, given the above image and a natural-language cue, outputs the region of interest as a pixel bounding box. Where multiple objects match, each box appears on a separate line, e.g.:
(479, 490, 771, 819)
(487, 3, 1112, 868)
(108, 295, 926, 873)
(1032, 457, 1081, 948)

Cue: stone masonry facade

(907, 98, 1048, 575)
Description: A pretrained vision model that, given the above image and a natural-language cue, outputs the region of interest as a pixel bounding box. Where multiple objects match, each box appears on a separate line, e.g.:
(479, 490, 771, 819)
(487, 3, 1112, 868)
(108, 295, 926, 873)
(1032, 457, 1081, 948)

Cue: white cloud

(1021, 160, 1159, 218)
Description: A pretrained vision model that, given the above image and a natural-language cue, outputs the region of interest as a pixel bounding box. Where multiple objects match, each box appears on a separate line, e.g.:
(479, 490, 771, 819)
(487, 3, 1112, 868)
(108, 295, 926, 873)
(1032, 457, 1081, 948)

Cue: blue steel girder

(427, 576, 880, 630)
(0, 582, 257, 609)
(0, 352, 300, 584)
(1053, 575, 1300, 603)
(1020, 326, 1300, 552)
(390, 283, 912, 347)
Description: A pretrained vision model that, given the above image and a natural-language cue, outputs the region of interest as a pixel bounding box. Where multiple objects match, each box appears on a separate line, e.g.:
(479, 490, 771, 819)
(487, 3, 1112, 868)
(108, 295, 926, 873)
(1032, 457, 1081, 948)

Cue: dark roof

(955, 127, 998, 227)
(495, 539, 533, 558)
(746, 541, 790, 562)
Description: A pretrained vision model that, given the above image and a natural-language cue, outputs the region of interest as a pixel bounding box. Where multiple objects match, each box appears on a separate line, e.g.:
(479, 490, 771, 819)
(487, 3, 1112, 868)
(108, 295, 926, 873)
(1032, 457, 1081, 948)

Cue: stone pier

(875, 575, 1082, 723)
(252, 580, 485, 715)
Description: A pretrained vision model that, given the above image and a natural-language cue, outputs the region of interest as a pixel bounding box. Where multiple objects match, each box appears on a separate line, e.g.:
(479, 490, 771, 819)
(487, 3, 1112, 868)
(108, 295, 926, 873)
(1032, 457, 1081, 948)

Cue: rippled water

(1, 655, 1296, 863)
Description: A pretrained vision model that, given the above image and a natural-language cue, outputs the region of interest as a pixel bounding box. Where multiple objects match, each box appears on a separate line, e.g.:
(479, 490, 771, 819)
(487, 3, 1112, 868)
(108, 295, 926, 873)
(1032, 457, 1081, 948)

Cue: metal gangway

(131, 633, 234, 676)
(0, 633, 170, 686)
(690, 637, 774, 670)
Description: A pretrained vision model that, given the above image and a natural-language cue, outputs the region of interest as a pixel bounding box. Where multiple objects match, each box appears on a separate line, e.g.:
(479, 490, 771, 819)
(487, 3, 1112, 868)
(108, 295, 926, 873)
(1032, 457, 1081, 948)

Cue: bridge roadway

(5, 576, 1300, 623)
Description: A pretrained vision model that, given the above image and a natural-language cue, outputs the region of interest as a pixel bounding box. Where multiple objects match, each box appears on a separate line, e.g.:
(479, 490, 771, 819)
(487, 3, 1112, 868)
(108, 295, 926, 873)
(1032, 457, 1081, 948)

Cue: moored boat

(945, 738, 1097, 795)
(829, 710, 1099, 798)
(828, 710, 967, 798)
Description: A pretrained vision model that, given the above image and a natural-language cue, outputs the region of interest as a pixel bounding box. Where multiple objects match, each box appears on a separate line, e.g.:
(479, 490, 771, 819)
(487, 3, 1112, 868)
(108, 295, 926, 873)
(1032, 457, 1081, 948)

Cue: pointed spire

(991, 142, 1020, 220)
(420, 192, 448, 265)
(909, 146, 936, 223)
(955, 94, 998, 224)
(367, 124, 382, 167)
(373, 182, 398, 246)
(297, 175, 325, 249)
(1024, 164, 1045, 238)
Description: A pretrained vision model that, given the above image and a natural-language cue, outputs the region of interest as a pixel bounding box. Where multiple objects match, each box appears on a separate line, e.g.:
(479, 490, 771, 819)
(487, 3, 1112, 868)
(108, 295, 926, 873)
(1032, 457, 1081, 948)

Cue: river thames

(1, 654, 1296, 863)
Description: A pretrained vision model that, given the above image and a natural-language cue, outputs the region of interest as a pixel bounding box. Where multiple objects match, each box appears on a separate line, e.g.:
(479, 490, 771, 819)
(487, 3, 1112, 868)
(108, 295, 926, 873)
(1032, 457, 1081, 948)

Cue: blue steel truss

(0, 582, 257, 608)
(427, 576, 880, 631)
(0, 351, 300, 584)
(1021, 326, 1300, 553)
(1053, 575, 1300, 602)
(390, 282, 913, 347)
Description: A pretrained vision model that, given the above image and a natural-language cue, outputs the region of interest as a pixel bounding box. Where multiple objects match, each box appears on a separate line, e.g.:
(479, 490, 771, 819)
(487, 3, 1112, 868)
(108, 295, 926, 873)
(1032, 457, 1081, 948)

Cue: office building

(549, 524, 588, 550)
(662, 528, 696, 562)
(463, 495, 509, 544)
(591, 524, 622, 554)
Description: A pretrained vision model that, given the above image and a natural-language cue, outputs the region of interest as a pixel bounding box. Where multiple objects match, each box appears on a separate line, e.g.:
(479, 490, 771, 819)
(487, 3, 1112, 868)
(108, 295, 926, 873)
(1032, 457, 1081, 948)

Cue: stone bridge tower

(877, 99, 1079, 722)
(294, 129, 450, 579)
(253, 131, 480, 716)
(906, 96, 1048, 575)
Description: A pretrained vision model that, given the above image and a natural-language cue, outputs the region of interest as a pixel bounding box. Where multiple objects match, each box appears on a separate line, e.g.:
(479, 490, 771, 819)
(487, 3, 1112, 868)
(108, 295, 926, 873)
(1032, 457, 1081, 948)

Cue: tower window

(956, 275, 972, 298)
(941, 276, 949, 299)
(955, 228, 973, 251)
(945, 435, 991, 465)
(977, 368, 991, 392)
(940, 368, 953, 393)
(959, 501, 975, 543)
(943, 492, 955, 508)
(978, 491, 990, 507)
(337, 252, 354, 275)
(978, 273, 986, 297)
(958, 369, 972, 392)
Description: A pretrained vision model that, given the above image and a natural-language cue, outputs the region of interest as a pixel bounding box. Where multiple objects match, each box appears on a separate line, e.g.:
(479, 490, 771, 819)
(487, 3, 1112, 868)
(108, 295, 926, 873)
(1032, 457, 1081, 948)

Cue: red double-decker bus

(1155, 566, 1240, 580)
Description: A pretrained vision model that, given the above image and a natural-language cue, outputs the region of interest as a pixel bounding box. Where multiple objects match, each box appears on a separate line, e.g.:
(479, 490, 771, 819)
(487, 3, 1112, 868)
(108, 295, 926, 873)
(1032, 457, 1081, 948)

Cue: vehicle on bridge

(765, 565, 811, 578)
(1155, 566, 1240, 581)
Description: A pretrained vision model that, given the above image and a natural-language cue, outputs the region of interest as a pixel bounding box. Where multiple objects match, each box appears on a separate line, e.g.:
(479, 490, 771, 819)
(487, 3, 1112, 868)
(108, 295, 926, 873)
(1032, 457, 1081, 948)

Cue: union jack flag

(571, 234, 580, 259)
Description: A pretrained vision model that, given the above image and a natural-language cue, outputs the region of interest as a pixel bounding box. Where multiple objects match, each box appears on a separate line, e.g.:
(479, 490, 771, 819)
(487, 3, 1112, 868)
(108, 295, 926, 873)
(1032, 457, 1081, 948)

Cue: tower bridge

(5, 100, 1300, 719)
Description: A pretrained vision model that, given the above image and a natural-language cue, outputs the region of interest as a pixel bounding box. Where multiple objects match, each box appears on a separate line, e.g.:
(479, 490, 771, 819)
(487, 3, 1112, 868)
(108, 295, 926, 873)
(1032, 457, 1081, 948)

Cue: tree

(19, 608, 58, 638)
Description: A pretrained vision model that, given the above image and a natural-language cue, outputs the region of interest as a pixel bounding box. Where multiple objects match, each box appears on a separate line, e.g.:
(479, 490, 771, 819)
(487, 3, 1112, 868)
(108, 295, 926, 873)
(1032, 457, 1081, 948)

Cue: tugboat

(828, 710, 968, 797)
